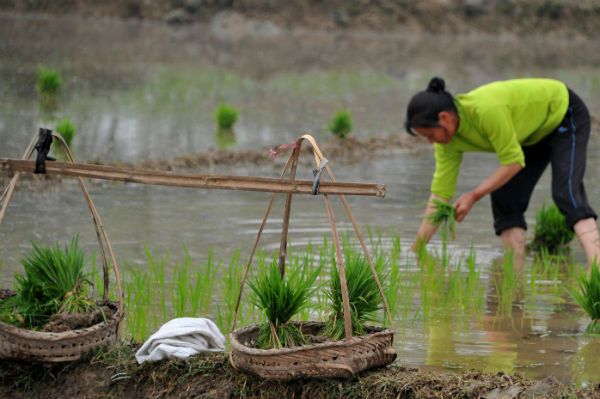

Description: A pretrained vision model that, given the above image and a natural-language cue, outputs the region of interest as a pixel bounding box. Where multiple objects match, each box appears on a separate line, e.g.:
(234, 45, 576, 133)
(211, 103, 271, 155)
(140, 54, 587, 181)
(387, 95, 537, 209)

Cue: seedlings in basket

(427, 198, 456, 240)
(322, 246, 385, 340)
(0, 236, 93, 329)
(248, 256, 321, 349)
(530, 202, 574, 255)
(570, 263, 600, 335)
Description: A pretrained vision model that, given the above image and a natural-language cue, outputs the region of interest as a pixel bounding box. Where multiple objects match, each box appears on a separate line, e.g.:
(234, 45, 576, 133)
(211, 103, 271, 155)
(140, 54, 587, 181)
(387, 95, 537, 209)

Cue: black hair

(404, 77, 457, 136)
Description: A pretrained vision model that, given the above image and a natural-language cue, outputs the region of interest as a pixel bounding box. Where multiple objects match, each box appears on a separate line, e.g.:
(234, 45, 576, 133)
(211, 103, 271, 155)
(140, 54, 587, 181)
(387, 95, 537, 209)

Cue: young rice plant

(322, 243, 386, 340)
(570, 263, 600, 334)
(427, 198, 456, 240)
(328, 110, 352, 139)
(530, 202, 574, 255)
(248, 256, 321, 349)
(56, 117, 77, 148)
(215, 104, 238, 131)
(36, 66, 62, 97)
(0, 236, 93, 329)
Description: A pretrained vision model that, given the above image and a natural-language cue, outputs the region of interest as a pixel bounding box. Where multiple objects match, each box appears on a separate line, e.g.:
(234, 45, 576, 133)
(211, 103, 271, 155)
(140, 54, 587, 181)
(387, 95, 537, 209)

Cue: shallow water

(1, 13, 600, 385)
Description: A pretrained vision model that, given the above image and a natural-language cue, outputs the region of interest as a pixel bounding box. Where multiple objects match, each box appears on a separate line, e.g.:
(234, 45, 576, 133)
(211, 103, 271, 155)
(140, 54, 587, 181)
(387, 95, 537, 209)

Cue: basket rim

(230, 321, 394, 356)
(0, 300, 121, 341)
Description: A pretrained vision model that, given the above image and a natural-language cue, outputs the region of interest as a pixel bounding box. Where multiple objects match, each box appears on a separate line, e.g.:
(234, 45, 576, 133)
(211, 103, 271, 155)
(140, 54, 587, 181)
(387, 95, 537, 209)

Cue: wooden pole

(278, 146, 300, 277)
(0, 159, 386, 197)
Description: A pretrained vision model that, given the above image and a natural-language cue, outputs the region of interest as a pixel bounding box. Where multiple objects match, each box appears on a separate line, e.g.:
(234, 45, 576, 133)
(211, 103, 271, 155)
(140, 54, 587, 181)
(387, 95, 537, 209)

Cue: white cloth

(135, 317, 226, 363)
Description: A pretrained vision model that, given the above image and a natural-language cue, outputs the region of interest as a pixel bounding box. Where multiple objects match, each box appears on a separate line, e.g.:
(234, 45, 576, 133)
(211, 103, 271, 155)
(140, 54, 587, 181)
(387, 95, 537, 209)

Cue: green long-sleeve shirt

(431, 78, 569, 199)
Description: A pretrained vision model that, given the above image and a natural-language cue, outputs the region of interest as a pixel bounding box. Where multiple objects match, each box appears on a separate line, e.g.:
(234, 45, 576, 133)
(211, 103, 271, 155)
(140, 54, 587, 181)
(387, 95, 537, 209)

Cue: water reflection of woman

(405, 77, 600, 272)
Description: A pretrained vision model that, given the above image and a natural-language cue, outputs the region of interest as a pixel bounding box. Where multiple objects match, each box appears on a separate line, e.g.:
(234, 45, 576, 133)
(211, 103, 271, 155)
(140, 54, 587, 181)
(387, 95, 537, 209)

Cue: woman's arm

(454, 163, 522, 222)
(411, 193, 448, 251)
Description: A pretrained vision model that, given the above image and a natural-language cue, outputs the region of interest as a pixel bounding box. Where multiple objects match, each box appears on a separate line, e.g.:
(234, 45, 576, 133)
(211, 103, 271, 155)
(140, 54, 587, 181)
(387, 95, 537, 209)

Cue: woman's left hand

(454, 192, 478, 222)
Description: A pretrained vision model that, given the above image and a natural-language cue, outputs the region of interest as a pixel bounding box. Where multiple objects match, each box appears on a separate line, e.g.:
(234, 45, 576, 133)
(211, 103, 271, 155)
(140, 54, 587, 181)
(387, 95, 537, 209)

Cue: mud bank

(1, 343, 599, 399)
(2, 0, 600, 37)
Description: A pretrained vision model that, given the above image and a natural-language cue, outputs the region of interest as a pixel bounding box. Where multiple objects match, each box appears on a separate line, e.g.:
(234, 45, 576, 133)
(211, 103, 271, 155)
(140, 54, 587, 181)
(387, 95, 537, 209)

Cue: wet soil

(2, 0, 600, 37)
(1, 343, 599, 399)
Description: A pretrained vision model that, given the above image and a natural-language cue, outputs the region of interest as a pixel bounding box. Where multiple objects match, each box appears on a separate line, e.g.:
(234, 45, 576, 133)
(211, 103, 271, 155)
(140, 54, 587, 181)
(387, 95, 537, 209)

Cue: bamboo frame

(231, 134, 393, 342)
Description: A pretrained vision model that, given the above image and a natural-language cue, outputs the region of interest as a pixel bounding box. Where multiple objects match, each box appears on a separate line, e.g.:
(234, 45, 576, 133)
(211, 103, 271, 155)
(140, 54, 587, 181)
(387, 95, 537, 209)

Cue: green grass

(570, 263, 600, 334)
(0, 236, 92, 329)
(248, 254, 321, 349)
(36, 66, 62, 97)
(322, 240, 386, 340)
(215, 104, 238, 131)
(530, 202, 575, 255)
(328, 110, 352, 139)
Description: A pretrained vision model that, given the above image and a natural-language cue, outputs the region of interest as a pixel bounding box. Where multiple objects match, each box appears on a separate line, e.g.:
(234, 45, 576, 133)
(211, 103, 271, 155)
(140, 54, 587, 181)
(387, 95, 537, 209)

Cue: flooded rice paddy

(1, 13, 599, 385)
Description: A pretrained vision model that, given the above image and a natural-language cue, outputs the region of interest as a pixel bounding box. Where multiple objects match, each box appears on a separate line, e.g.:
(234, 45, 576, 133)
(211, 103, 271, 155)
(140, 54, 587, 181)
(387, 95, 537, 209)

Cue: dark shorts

(491, 89, 597, 235)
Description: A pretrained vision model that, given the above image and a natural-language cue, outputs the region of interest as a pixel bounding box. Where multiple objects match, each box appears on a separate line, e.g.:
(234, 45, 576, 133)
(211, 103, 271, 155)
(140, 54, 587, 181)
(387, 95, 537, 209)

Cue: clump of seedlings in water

(322, 245, 386, 340)
(0, 236, 94, 330)
(428, 198, 456, 240)
(248, 256, 321, 349)
(328, 110, 352, 139)
(56, 117, 76, 147)
(215, 103, 238, 131)
(36, 66, 62, 98)
(570, 263, 600, 335)
(529, 202, 574, 255)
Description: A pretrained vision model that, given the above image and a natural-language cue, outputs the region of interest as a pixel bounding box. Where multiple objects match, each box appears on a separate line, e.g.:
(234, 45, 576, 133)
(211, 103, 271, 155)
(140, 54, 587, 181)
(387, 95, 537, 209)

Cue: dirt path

(1, 343, 599, 399)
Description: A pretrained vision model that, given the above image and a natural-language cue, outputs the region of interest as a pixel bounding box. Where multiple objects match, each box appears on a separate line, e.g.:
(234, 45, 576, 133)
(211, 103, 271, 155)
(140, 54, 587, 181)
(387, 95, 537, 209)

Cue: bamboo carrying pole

(0, 159, 385, 197)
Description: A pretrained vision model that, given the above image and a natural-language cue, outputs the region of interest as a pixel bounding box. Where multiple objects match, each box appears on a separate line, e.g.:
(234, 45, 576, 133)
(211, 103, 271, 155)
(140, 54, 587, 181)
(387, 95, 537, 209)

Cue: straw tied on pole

(0, 129, 395, 378)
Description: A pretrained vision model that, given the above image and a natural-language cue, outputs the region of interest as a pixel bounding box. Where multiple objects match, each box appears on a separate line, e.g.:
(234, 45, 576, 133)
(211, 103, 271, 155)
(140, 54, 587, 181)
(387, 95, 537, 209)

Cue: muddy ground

(2, 0, 600, 37)
(0, 342, 599, 399)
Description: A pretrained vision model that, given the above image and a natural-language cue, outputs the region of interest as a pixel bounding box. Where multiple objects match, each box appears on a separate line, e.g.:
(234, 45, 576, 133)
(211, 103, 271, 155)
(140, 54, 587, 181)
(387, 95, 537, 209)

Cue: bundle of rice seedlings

(36, 66, 62, 97)
(427, 198, 456, 240)
(322, 245, 386, 341)
(570, 264, 600, 335)
(530, 202, 574, 254)
(248, 257, 321, 349)
(0, 236, 93, 329)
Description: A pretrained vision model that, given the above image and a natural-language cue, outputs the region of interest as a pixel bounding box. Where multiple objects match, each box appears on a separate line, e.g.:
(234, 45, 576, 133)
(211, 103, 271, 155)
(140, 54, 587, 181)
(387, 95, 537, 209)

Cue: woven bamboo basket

(229, 134, 396, 380)
(230, 322, 396, 380)
(0, 129, 124, 362)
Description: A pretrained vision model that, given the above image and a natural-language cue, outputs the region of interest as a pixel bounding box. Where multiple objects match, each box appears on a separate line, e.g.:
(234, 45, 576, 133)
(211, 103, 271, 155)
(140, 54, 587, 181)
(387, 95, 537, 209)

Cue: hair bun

(426, 77, 446, 93)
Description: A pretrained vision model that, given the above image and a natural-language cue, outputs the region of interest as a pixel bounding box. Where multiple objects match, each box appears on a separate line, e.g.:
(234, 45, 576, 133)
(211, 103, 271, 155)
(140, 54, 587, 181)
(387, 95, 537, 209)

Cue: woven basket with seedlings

(229, 134, 395, 381)
(0, 129, 123, 362)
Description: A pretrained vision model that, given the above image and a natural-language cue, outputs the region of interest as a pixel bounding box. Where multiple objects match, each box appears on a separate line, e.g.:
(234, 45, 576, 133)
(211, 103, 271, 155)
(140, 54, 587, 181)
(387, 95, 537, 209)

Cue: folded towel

(135, 317, 226, 363)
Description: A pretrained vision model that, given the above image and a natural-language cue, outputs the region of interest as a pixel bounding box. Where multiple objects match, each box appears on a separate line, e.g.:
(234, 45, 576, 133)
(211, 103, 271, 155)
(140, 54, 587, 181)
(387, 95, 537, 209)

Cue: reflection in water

(216, 128, 237, 149)
(1, 14, 600, 384)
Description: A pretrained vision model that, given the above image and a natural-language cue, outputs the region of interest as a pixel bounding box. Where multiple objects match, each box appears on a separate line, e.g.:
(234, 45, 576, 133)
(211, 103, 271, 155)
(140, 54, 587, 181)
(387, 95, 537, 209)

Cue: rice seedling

(55, 117, 76, 148)
(569, 263, 600, 334)
(530, 202, 575, 255)
(215, 103, 238, 131)
(248, 255, 321, 349)
(428, 198, 456, 241)
(328, 110, 352, 139)
(493, 251, 519, 317)
(0, 236, 93, 329)
(216, 250, 244, 333)
(36, 66, 62, 97)
(322, 241, 386, 340)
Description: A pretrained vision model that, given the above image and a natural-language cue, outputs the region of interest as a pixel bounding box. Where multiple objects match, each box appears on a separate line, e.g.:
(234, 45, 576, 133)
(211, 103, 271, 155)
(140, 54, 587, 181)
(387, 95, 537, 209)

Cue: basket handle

(298, 134, 394, 333)
(0, 129, 125, 320)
